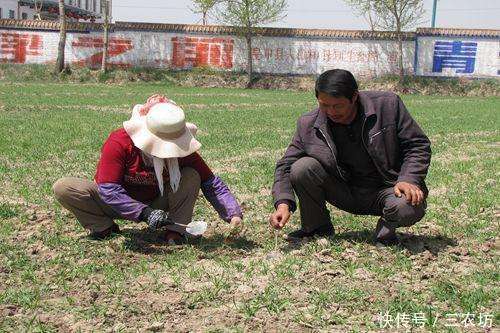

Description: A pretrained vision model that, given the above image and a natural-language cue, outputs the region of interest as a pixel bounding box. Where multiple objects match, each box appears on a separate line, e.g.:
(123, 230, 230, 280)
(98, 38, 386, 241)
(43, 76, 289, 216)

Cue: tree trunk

(245, 33, 253, 88)
(54, 0, 66, 74)
(202, 12, 207, 25)
(397, 28, 404, 83)
(101, 0, 109, 73)
(34, 0, 42, 20)
(367, 12, 375, 31)
(366, 3, 375, 31)
(392, 3, 404, 83)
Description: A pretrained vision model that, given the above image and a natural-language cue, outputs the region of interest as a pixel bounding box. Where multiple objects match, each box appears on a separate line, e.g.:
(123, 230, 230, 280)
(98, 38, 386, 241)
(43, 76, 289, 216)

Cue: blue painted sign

(432, 41, 478, 74)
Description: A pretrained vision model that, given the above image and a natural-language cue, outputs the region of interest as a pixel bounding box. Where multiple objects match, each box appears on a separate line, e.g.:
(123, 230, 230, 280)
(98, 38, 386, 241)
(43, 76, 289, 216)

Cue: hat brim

(123, 119, 201, 158)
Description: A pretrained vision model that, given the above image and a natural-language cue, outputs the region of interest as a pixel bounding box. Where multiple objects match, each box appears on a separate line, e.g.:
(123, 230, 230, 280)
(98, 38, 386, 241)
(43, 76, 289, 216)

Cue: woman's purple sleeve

(201, 176, 243, 222)
(97, 183, 147, 222)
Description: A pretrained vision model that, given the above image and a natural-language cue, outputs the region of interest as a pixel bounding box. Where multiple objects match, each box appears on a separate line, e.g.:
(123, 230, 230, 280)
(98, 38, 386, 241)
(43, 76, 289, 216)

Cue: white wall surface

(0, 26, 498, 78)
(417, 36, 499, 78)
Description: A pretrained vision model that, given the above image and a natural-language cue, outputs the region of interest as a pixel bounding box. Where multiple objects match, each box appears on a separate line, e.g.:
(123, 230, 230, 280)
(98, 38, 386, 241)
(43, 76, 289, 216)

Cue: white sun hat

(123, 102, 201, 159)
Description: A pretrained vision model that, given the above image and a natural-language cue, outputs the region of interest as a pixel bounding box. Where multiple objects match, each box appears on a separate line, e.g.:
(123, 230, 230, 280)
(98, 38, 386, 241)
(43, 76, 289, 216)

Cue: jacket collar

(313, 107, 328, 130)
(358, 91, 377, 117)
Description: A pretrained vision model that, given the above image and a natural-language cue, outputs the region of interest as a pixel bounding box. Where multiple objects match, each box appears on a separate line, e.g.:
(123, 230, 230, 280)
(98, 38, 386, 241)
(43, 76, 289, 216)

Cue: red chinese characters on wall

(72, 36, 133, 68)
(321, 48, 379, 63)
(0, 33, 43, 63)
(251, 46, 381, 64)
(172, 37, 233, 69)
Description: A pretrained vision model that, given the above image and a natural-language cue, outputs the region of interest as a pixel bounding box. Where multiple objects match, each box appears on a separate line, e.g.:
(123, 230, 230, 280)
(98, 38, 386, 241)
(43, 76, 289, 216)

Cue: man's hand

(394, 182, 424, 206)
(269, 203, 291, 229)
(146, 209, 169, 230)
(228, 216, 244, 237)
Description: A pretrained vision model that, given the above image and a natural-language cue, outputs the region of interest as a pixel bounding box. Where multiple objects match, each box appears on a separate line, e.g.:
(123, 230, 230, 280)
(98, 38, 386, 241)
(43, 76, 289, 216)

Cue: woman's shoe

(89, 223, 121, 240)
(164, 230, 185, 245)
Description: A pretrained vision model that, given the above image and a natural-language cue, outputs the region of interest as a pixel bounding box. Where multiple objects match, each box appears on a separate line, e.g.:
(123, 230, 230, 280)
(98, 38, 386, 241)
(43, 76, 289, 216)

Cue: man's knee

(384, 196, 426, 227)
(290, 157, 325, 186)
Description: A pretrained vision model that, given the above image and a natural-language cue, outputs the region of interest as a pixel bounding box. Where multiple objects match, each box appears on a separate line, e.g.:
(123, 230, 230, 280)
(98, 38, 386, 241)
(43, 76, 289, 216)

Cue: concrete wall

(0, 21, 498, 78)
(416, 36, 499, 77)
(236, 36, 414, 76)
(0, 27, 415, 77)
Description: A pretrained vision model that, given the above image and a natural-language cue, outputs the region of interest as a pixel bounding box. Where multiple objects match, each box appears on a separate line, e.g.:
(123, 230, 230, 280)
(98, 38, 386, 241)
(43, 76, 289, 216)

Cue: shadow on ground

(283, 228, 457, 256)
(81, 225, 456, 258)
(120, 228, 259, 256)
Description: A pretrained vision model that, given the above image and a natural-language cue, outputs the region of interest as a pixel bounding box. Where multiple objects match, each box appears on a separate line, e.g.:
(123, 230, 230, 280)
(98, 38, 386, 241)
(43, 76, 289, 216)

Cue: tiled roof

(0, 19, 413, 39)
(0, 19, 105, 31)
(0, 19, 498, 39)
(416, 28, 500, 38)
(114, 21, 416, 39)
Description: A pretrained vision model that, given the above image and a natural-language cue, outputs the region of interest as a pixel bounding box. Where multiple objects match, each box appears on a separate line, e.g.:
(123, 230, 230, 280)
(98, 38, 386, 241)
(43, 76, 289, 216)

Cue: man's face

(317, 91, 358, 125)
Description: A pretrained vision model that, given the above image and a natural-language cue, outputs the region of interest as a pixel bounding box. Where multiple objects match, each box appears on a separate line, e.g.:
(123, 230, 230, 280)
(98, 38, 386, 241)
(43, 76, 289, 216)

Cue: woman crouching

(53, 95, 243, 244)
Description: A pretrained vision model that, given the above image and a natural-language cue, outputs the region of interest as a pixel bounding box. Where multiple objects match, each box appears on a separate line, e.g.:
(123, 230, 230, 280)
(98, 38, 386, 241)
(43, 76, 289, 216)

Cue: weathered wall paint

(235, 37, 415, 76)
(0, 26, 498, 78)
(416, 36, 499, 77)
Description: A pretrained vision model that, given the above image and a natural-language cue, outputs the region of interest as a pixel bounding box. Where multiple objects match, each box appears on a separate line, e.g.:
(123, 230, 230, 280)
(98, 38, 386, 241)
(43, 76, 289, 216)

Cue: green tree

(214, 0, 287, 87)
(191, 0, 219, 25)
(345, 0, 425, 81)
(344, 0, 379, 31)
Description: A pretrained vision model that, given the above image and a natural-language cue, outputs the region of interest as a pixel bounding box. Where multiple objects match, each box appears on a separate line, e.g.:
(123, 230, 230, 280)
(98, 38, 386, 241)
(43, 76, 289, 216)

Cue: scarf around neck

(142, 152, 181, 196)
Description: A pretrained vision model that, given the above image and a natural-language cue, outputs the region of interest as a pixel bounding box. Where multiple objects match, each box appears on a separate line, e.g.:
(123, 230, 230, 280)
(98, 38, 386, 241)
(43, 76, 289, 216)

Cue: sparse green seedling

(0, 81, 498, 331)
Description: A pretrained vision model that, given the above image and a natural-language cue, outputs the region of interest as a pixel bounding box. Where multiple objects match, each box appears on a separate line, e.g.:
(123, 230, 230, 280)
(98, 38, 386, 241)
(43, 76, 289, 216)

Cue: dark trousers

(290, 157, 426, 232)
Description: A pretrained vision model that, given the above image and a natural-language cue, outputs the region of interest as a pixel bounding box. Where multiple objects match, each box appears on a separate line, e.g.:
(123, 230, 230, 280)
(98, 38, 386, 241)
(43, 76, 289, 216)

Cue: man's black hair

(315, 69, 359, 101)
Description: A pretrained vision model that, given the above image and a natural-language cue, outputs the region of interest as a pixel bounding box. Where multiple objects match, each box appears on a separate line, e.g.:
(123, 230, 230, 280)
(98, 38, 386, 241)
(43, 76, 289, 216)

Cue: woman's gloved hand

(140, 207, 170, 230)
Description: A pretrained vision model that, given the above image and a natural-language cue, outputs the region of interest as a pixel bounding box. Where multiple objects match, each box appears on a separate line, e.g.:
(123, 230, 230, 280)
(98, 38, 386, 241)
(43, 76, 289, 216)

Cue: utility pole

(431, 0, 437, 28)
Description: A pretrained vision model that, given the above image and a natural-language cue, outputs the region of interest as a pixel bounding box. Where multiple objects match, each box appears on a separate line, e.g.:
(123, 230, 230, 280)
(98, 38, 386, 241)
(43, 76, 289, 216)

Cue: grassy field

(0, 81, 498, 332)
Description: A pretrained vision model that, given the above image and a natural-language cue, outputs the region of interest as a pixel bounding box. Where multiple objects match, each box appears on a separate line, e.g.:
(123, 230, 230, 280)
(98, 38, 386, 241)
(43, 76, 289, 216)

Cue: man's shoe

(286, 224, 334, 240)
(89, 223, 121, 240)
(374, 218, 399, 246)
(375, 234, 400, 246)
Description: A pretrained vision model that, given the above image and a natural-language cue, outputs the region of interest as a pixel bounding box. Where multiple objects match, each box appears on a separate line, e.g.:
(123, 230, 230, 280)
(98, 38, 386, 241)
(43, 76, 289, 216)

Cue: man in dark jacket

(269, 69, 431, 245)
